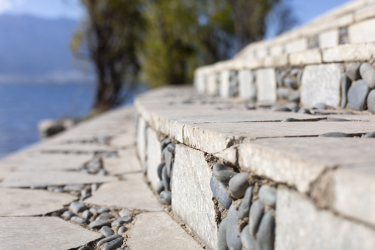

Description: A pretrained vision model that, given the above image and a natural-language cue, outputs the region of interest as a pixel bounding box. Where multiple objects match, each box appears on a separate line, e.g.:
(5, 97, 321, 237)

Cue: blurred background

(0, 0, 352, 157)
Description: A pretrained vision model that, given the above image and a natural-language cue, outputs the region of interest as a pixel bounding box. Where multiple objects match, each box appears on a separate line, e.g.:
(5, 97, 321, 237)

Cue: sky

(0, 0, 354, 23)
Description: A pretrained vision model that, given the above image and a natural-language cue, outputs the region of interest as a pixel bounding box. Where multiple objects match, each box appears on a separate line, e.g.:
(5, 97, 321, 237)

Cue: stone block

(270, 45, 284, 56)
(319, 29, 339, 49)
(355, 5, 375, 22)
(243, 58, 263, 69)
(301, 64, 343, 108)
(349, 18, 375, 44)
(285, 39, 307, 54)
(256, 68, 277, 103)
(276, 189, 375, 250)
(289, 49, 322, 65)
(220, 70, 230, 98)
(195, 74, 206, 94)
(323, 43, 375, 62)
(172, 144, 218, 250)
(137, 117, 147, 164)
(146, 127, 162, 190)
(207, 74, 219, 96)
(238, 70, 255, 99)
(263, 55, 288, 67)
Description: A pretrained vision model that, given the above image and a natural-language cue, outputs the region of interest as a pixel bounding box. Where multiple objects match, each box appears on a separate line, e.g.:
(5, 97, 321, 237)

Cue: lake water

(0, 83, 96, 158)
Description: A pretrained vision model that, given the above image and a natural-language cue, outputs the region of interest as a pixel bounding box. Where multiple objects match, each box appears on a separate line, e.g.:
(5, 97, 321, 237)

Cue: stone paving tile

(0, 217, 101, 250)
(109, 133, 135, 148)
(1, 171, 117, 188)
(39, 144, 117, 153)
(85, 173, 162, 211)
(103, 149, 142, 175)
(0, 188, 75, 216)
(127, 212, 203, 250)
(17, 154, 93, 172)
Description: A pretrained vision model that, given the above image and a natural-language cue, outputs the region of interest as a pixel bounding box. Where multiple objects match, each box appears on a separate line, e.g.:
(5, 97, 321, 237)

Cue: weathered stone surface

(289, 49, 322, 65)
(348, 80, 370, 110)
(0, 217, 101, 250)
(367, 90, 375, 113)
(355, 4, 375, 22)
(39, 144, 116, 154)
(301, 64, 343, 108)
(239, 70, 255, 99)
(85, 174, 162, 212)
(1, 171, 116, 188)
(109, 133, 135, 148)
(136, 117, 147, 164)
(256, 68, 277, 103)
(276, 189, 375, 250)
(349, 18, 375, 44)
(207, 74, 219, 96)
(220, 70, 231, 98)
(127, 212, 202, 250)
(172, 144, 218, 250)
(146, 127, 162, 190)
(319, 29, 339, 49)
(103, 150, 142, 175)
(323, 43, 375, 62)
(0, 188, 74, 216)
(285, 38, 307, 53)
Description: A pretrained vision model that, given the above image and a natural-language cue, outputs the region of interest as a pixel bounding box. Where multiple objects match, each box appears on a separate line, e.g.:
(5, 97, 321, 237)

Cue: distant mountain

(0, 14, 94, 84)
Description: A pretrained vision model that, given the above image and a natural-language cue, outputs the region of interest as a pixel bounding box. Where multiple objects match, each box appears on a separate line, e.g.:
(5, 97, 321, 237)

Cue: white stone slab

(289, 49, 322, 65)
(39, 144, 116, 154)
(220, 70, 230, 98)
(285, 38, 307, 53)
(323, 43, 375, 62)
(1, 171, 117, 188)
(349, 18, 375, 44)
(0, 217, 101, 250)
(146, 127, 162, 190)
(0, 188, 75, 216)
(109, 133, 135, 148)
(238, 70, 255, 99)
(127, 212, 203, 250)
(319, 29, 339, 49)
(172, 144, 217, 250)
(85, 174, 162, 211)
(276, 189, 375, 250)
(355, 5, 375, 22)
(137, 117, 147, 164)
(103, 150, 142, 175)
(207, 74, 219, 96)
(256, 68, 276, 103)
(301, 64, 343, 108)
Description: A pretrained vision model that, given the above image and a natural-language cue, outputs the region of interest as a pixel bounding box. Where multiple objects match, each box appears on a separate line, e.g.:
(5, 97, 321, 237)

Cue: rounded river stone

(96, 212, 114, 221)
(82, 210, 92, 220)
(312, 103, 326, 110)
(62, 211, 75, 220)
(167, 143, 175, 153)
(297, 108, 311, 114)
(157, 162, 165, 180)
(249, 200, 265, 237)
(160, 190, 172, 205)
(238, 186, 253, 219)
(119, 208, 131, 217)
(101, 226, 114, 237)
(360, 62, 375, 89)
(288, 91, 300, 102)
(229, 173, 250, 199)
(348, 80, 370, 111)
(218, 217, 229, 250)
(213, 163, 237, 185)
(69, 201, 87, 214)
(277, 87, 290, 99)
(89, 219, 110, 229)
(340, 73, 352, 109)
(285, 102, 299, 111)
(160, 138, 171, 151)
(103, 237, 123, 250)
(118, 226, 127, 234)
(162, 166, 170, 191)
(210, 176, 232, 209)
(259, 186, 277, 207)
(271, 106, 290, 112)
(346, 62, 361, 82)
(318, 132, 351, 138)
(363, 131, 375, 138)
(367, 89, 375, 113)
(78, 246, 93, 250)
(283, 77, 298, 90)
(257, 209, 275, 250)
(111, 216, 133, 227)
(70, 216, 88, 225)
(97, 234, 122, 247)
(240, 225, 258, 250)
(156, 181, 165, 194)
(226, 206, 242, 250)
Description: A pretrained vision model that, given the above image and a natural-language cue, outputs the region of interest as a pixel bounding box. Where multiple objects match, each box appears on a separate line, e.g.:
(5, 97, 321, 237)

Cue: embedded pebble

(91, 183, 98, 193)
(156, 181, 165, 194)
(257, 209, 275, 250)
(318, 132, 351, 138)
(164, 151, 174, 177)
(82, 210, 92, 220)
(297, 108, 311, 114)
(249, 200, 265, 237)
(160, 138, 172, 151)
(259, 186, 277, 207)
(102, 237, 123, 250)
(271, 106, 290, 112)
(367, 89, 375, 113)
(98, 207, 110, 213)
(157, 162, 165, 180)
(53, 187, 64, 193)
(210, 176, 232, 209)
(218, 217, 229, 250)
(143, 161, 147, 175)
(346, 62, 361, 82)
(97, 169, 107, 176)
(277, 87, 290, 99)
(97, 234, 122, 247)
(360, 62, 375, 89)
(281, 118, 300, 122)
(89, 219, 110, 229)
(78, 246, 93, 250)
(285, 102, 299, 111)
(96, 212, 114, 221)
(162, 166, 170, 191)
(348, 80, 370, 111)
(238, 186, 253, 219)
(240, 225, 257, 250)
(69, 201, 87, 213)
(290, 68, 300, 76)
(70, 216, 88, 225)
(228, 173, 250, 199)
(167, 143, 175, 153)
(312, 103, 326, 110)
(118, 226, 127, 234)
(363, 131, 375, 138)
(283, 77, 298, 90)
(116, 248, 124, 250)
(62, 211, 75, 220)
(64, 184, 84, 192)
(89, 207, 100, 214)
(31, 185, 46, 189)
(159, 191, 172, 205)
(101, 226, 114, 237)
(246, 103, 256, 110)
(213, 163, 237, 185)
(80, 194, 91, 202)
(118, 208, 132, 217)
(111, 216, 133, 227)
(288, 90, 300, 102)
(340, 73, 351, 109)
(226, 205, 242, 250)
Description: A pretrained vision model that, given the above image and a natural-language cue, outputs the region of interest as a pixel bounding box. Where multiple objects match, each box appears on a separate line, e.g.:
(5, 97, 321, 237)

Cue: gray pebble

(276, 70, 286, 87)
(100, 226, 114, 237)
(346, 62, 361, 82)
(348, 80, 370, 110)
(362, 131, 375, 138)
(259, 186, 277, 207)
(271, 106, 290, 112)
(367, 89, 375, 113)
(283, 77, 298, 90)
(143, 161, 147, 175)
(340, 73, 351, 109)
(226, 205, 242, 250)
(238, 186, 253, 219)
(78, 246, 93, 250)
(62, 211, 75, 220)
(285, 102, 299, 111)
(89, 207, 100, 214)
(218, 217, 229, 250)
(69, 201, 87, 213)
(240, 225, 258, 250)
(160, 138, 171, 151)
(312, 103, 326, 110)
(288, 91, 300, 102)
(162, 165, 170, 191)
(102, 237, 123, 250)
(111, 216, 132, 227)
(281, 118, 300, 122)
(157, 162, 165, 180)
(213, 163, 237, 185)
(167, 143, 175, 153)
(64, 184, 84, 192)
(257, 209, 275, 250)
(210, 176, 232, 209)
(297, 108, 311, 114)
(318, 132, 351, 138)
(97, 169, 107, 176)
(96, 212, 114, 221)
(118, 208, 132, 217)
(249, 200, 265, 237)
(82, 210, 92, 220)
(53, 187, 64, 193)
(160, 191, 172, 205)
(30, 185, 46, 190)
(118, 226, 127, 234)
(80, 194, 91, 202)
(70, 216, 88, 225)
(246, 103, 256, 110)
(228, 173, 250, 199)
(97, 234, 122, 247)
(98, 207, 110, 213)
(156, 181, 165, 194)
(164, 151, 174, 177)
(360, 62, 375, 89)
(277, 87, 290, 99)
(91, 183, 98, 193)
(89, 219, 110, 229)
(290, 68, 300, 76)
(116, 248, 124, 250)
